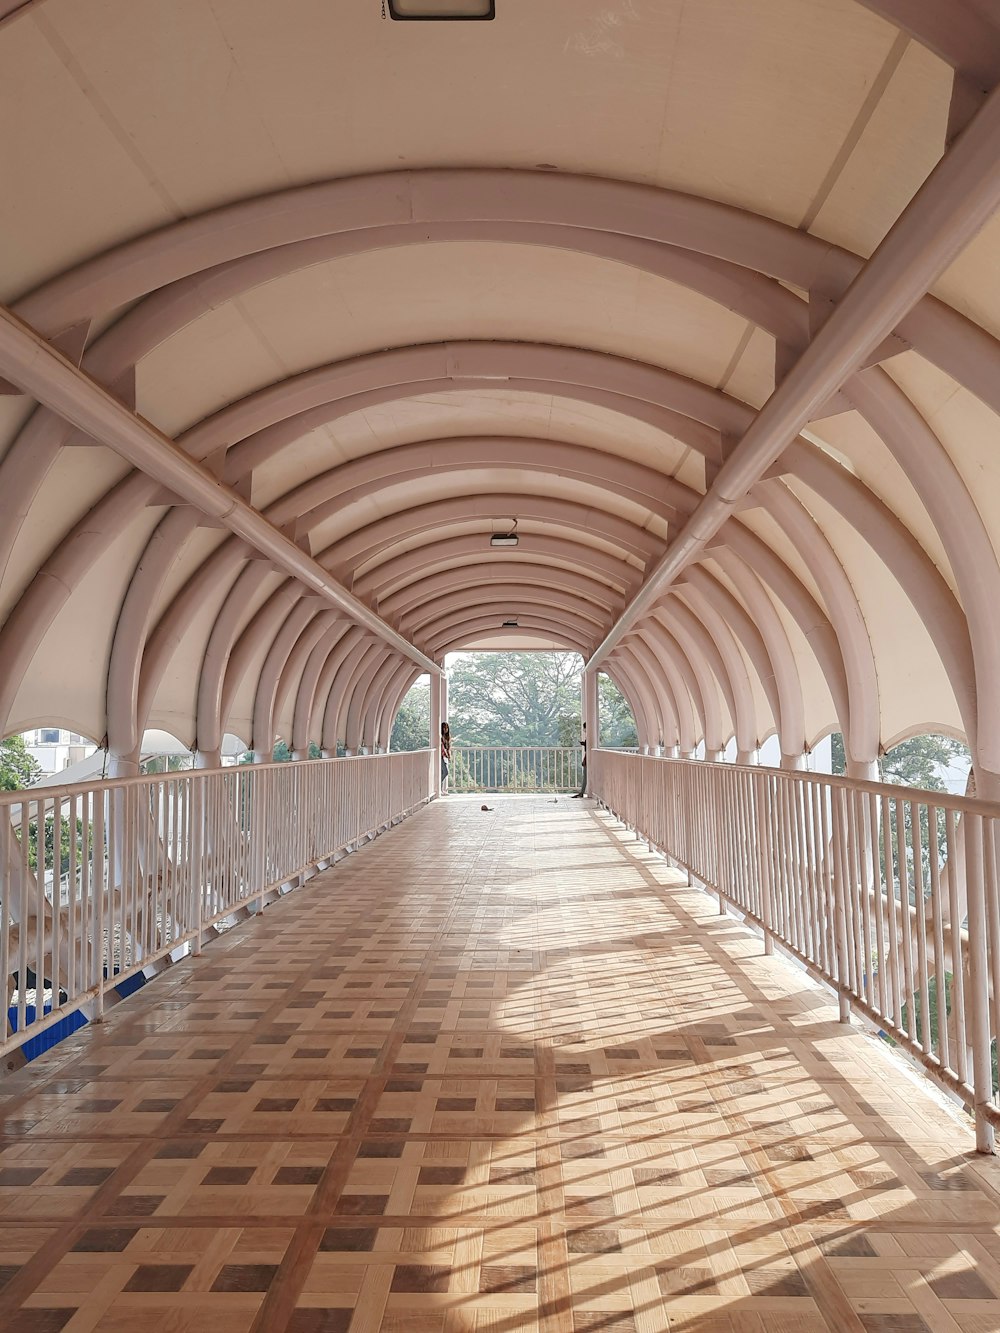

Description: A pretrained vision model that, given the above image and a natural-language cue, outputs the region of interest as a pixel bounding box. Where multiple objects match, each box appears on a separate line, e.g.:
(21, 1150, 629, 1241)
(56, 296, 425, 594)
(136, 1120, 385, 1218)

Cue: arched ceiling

(2, 0, 1000, 781)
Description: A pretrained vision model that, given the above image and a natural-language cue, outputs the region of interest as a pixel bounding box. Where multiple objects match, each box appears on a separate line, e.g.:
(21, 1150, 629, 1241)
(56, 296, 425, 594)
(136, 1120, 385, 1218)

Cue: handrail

(450, 745, 581, 793)
(0, 749, 431, 807)
(656, 752, 997, 818)
(589, 748, 1000, 1152)
(0, 750, 434, 1060)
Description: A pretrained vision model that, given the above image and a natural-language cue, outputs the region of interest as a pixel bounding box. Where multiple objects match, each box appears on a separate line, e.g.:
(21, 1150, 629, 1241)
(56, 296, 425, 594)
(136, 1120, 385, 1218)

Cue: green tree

(390, 679, 431, 751)
(598, 674, 638, 748)
(447, 652, 582, 746)
(830, 731, 970, 790)
(239, 740, 323, 764)
(0, 735, 42, 791)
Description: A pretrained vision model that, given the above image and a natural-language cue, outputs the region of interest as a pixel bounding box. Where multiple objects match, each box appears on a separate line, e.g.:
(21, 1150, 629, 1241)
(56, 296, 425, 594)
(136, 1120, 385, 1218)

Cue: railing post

(254, 766, 269, 914)
(830, 786, 853, 1024)
(964, 811, 996, 1153)
(756, 772, 774, 955)
(190, 776, 204, 956)
(93, 789, 106, 1023)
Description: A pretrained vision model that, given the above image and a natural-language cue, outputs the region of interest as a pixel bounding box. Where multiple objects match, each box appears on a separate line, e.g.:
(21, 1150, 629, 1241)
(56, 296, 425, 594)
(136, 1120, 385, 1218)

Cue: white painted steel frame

(589, 748, 1000, 1152)
(0, 750, 434, 1060)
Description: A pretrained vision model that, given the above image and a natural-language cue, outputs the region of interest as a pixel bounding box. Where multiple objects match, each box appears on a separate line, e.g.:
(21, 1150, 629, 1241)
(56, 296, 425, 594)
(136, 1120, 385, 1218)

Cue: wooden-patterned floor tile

(0, 795, 997, 1331)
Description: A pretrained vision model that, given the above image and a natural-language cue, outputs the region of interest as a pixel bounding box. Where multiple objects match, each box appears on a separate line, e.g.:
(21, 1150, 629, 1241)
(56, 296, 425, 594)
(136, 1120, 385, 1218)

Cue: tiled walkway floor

(2, 796, 1000, 1332)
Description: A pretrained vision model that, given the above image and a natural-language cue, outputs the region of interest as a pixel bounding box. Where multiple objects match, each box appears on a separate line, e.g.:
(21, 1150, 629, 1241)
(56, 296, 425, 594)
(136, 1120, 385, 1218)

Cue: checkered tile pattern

(1, 795, 998, 1331)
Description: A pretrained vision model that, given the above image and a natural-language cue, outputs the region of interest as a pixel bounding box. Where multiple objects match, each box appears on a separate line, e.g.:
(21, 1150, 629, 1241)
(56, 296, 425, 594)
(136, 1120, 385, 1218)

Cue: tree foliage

(447, 653, 582, 746)
(598, 674, 638, 749)
(390, 679, 431, 752)
(830, 731, 970, 791)
(0, 735, 42, 791)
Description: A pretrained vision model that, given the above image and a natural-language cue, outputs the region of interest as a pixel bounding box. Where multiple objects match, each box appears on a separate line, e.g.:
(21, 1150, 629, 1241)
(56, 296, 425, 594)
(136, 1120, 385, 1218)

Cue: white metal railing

(0, 750, 433, 1059)
(589, 748, 1000, 1151)
(450, 746, 582, 793)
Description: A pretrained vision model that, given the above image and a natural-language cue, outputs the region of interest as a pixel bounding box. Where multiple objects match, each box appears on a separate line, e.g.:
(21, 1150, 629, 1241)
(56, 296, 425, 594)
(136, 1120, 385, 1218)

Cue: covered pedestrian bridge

(5, 0, 1000, 1326)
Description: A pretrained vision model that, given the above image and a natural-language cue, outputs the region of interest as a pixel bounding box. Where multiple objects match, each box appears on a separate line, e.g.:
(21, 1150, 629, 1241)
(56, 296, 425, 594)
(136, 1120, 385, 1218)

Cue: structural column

(430, 665, 444, 795)
(583, 667, 599, 793)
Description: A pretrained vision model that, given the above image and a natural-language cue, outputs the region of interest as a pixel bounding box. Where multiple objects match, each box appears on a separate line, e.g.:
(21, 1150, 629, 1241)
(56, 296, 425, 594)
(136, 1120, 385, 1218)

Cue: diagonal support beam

(587, 81, 1000, 672)
(0, 306, 441, 678)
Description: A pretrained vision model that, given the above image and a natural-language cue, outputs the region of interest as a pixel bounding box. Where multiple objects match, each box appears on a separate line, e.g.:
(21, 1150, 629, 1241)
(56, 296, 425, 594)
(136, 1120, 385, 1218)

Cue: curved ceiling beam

(670, 586, 759, 754)
(306, 628, 370, 755)
(604, 657, 659, 751)
(292, 622, 352, 755)
(251, 600, 328, 756)
(220, 583, 309, 750)
(379, 562, 622, 622)
(321, 638, 376, 753)
(344, 650, 397, 757)
(1, 162, 997, 757)
(180, 494, 655, 755)
(138, 486, 658, 757)
(136, 382, 865, 760)
(15, 170, 1000, 428)
(724, 525, 852, 750)
(288, 436, 689, 531)
(138, 486, 662, 760)
(326, 491, 662, 568)
(352, 533, 640, 601)
(106, 507, 201, 758)
(423, 612, 591, 656)
(195, 562, 281, 756)
(0, 338, 934, 748)
(141, 351, 957, 758)
(785, 440, 975, 741)
(849, 366, 1000, 759)
(707, 552, 810, 761)
(586, 81, 1000, 683)
(355, 652, 407, 753)
(762, 484, 878, 765)
(660, 598, 753, 755)
(404, 586, 608, 643)
(640, 620, 716, 750)
(678, 571, 787, 748)
(0, 338, 970, 778)
(617, 636, 688, 751)
(0, 313, 441, 704)
(341, 647, 394, 753)
(9, 141, 1000, 599)
(613, 640, 672, 751)
(378, 664, 423, 752)
(270, 610, 344, 754)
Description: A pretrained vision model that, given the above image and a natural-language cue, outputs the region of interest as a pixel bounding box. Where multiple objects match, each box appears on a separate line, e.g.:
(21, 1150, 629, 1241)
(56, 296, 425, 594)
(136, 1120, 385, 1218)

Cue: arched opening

(446, 650, 583, 792)
(390, 674, 431, 752)
(1, 726, 100, 788)
(597, 672, 638, 750)
(830, 731, 972, 792)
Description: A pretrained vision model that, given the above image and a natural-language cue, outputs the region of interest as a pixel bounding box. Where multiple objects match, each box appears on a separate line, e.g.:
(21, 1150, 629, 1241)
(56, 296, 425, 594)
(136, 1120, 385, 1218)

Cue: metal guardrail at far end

(589, 748, 1000, 1154)
(0, 750, 434, 1061)
(449, 746, 582, 793)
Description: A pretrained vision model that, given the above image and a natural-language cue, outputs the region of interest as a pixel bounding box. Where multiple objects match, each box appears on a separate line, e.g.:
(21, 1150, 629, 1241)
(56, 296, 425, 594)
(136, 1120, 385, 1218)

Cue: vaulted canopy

(2, 0, 1000, 784)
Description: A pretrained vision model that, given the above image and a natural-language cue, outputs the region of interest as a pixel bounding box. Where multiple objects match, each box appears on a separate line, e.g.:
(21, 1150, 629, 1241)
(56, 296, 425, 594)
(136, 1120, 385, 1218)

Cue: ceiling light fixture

(501, 618, 518, 628)
(388, 0, 494, 18)
(490, 518, 518, 548)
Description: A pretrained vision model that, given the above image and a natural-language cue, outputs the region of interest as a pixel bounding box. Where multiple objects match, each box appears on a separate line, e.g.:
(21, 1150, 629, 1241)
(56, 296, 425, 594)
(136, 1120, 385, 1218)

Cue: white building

(24, 728, 98, 777)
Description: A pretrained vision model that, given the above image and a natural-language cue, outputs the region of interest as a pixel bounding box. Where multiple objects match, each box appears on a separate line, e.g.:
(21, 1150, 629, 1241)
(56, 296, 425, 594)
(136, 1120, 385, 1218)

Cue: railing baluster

(586, 751, 1000, 1129)
(884, 794, 903, 1033)
(965, 812, 996, 1152)
(912, 799, 932, 1057)
(928, 806, 950, 1075)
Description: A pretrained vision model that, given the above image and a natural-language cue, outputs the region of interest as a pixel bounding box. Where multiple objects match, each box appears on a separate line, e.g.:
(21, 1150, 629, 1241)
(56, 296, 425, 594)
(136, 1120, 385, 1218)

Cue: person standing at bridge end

(572, 722, 587, 798)
(441, 721, 451, 794)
